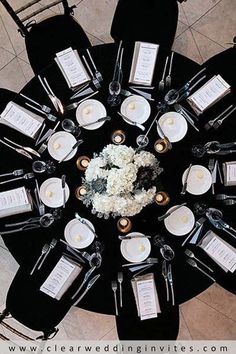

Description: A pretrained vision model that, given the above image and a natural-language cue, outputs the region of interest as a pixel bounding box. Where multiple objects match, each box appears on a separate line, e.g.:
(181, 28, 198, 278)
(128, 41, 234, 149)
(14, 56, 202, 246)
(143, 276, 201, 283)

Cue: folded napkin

(0, 187, 33, 219)
(0, 101, 44, 139)
(131, 272, 161, 320)
(40, 255, 83, 300)
(187, 75, 231, 115)
(55, 47, 90, 91)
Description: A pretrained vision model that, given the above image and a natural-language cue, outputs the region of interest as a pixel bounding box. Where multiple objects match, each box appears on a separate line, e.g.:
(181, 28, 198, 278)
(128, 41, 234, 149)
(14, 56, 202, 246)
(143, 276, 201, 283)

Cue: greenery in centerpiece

(80, 144, 163, 218)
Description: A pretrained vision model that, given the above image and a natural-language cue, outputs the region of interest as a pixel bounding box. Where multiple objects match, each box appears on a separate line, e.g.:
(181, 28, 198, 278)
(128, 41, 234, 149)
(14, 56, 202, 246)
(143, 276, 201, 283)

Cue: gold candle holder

(76, 156, 90, 171)
(117, 217, 132, 233)
(155, 191, 170, 206)
(154, 138, 171, 154)
(75, 186, 87, 200)
(111, 130, 126, 145)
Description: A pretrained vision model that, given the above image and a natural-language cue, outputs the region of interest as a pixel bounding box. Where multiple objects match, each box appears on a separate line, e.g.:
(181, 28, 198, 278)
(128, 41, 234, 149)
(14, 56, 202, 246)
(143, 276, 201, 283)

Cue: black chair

(0, 0, 91, 74)
(0, 268, 71, 340)
(110, 0, 181, 49)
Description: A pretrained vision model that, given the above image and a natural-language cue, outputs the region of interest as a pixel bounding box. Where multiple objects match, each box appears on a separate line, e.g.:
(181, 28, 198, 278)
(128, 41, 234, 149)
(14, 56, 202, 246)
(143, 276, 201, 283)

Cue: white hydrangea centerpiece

(80, 144, 163, 218)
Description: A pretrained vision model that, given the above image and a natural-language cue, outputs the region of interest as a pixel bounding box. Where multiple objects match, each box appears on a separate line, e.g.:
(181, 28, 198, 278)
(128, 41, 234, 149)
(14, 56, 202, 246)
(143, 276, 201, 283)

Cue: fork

(204, 105, 234, 130)
(25, 102, 57, 122)
(181, 217, 206, 247)
(212, 106, 236, 130)
(111, 281, 118, 316)
(0, 169, 24, 178)
(187, 258, 215, 282)
(117, 272, 123, 308)
(167, 264, 175, 306)
(185, 249, 213, 273)
(20, 93, 51, 113)
(165, 52, 174, 89)
(158, 56, 169, 92)
(30, 244, 49, 275)
(86, 49, 103, 82)
(162, 260, 169, 302)
(216, 194, 236, 200)
(0, 172, 34, 185)
(37, 238, 57, 270)
(4, 137, 40, 158)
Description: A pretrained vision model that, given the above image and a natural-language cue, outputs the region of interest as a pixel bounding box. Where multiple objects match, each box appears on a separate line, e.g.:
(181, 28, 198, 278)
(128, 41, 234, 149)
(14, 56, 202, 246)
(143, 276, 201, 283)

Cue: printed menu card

(0, 186, 32, 219)
(0, 101, 44, 139)
(222, 161, 236, 186)
(187, 75, 231, 115)
(129, 42, 159, 86)
(199, 230, 236, 273)
(131, 273, 161, 320)
(55, 47, 90, 90)
(40, 255, 82, 300)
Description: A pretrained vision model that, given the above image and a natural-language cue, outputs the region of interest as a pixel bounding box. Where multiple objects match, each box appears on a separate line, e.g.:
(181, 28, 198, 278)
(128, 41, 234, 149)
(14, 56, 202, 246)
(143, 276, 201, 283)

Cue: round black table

(0, 43, 235, 339)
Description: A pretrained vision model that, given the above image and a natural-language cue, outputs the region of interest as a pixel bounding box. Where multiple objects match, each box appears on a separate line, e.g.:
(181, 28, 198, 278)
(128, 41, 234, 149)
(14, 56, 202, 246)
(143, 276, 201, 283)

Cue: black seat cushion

(110, 0, 178, 49)
(25, 15, 91, 74)
(6, 268, 71, 332)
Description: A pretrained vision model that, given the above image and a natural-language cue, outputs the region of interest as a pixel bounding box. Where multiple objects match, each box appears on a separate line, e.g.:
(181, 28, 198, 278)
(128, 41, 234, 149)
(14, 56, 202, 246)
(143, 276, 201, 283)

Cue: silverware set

(82, 55, 101, 90)
(59, 239, 90, 263)
(0, 138, 34, 160)
(20, 93, 51, 113)
(0, 172, 34, 185)
(204, 105, 236, 130)
(0, 169, 24, 178)
(185, 249, 213, 273)
(206, 210, 236, 240)
(208, 158, 223, 194)
(165, 52, 174, 89)
(186, 258, 215, 282)
(36, 121, 60, 150)
(37, 238, 57, 270)
(73, 274, 100, 306)
(25, 102, 57, 122)
(158, 56, 169, 92)
(4, 137, 40, 158)
(216, 194, 236, 206)
(162, 261, 175, 305)
(75, 212, 98, 238)
(38, 75, 64, 114)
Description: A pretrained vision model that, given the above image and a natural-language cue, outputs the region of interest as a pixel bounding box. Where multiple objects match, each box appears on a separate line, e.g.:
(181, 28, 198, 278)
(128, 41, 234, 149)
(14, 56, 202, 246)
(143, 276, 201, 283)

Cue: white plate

(120, 95, 151, 124)
(164, 206, 195, 236)
(48, 131, 77, 161)
(64, 218, 95, 249)
(120, 232, 151, 262)
(182, 165, 212, 195)
(76, 99, 106, 130)
(157, 112, 188, 143)
(39, 177, 70, 208)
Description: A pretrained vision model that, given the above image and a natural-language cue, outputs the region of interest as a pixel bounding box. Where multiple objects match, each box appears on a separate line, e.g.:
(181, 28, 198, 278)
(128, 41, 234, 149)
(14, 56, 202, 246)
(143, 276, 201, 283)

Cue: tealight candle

(75, 186, 87, 200)
(76, 156, 91, 171)
(155, 191, 170, 206)
(111, 130, 126, 145)
(117, 217, 132, 233)
(154, 139, 169, 154)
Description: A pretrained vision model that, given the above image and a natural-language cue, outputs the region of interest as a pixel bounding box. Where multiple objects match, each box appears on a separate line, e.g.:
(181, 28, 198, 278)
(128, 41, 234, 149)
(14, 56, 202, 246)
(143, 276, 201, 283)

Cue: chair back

(0, 0, 74, 36)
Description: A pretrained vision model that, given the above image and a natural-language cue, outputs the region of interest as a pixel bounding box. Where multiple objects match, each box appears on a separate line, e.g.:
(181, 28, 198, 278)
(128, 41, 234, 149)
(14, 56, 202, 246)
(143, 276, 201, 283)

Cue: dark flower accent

(90, 178, 107, 193)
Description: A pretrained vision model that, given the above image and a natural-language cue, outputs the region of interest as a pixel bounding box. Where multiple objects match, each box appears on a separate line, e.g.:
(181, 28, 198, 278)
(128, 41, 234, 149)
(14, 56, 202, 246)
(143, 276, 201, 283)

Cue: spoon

(215, 194, 236, 200)
(223, 199, 236, 206)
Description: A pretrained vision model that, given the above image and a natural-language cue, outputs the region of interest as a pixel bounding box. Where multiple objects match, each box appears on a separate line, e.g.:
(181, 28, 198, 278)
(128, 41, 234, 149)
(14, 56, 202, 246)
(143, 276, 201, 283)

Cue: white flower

(103, 144, 135, 167)
(134, 151, 157, 168)
(82, 144, 162, 218)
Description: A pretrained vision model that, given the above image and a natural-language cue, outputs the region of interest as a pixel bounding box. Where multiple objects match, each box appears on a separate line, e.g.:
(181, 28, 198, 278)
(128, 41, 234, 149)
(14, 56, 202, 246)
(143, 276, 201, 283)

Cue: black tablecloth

(0, 43, 235, 338)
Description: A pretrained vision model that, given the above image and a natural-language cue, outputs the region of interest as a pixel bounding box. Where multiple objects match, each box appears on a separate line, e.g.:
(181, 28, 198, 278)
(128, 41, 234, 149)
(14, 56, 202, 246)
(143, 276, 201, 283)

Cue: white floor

(0, 0, 236, 341)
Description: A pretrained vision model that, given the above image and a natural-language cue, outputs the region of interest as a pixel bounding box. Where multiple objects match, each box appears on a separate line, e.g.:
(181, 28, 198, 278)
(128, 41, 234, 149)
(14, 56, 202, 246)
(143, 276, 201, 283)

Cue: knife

(129, 87, 154, 101)
(73, 274, 100, 306)
(158, 202, 187, 221)
(181, 163, 192, 195)
(167, 264, 175, 306)
(118, 234, 151, 240)
(75, 212, 98, 238)
(117, 112, 145, 131)
(58, 139, 83, 164)
(78, 116, 111, 128)
(61, 174, 66, 208)
(71, 267, 96, 299)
